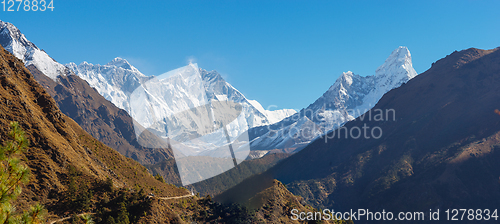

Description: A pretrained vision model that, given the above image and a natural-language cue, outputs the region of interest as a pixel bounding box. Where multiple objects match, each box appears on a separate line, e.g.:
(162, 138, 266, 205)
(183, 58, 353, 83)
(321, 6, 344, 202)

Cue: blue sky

(2, 0, 499, 110)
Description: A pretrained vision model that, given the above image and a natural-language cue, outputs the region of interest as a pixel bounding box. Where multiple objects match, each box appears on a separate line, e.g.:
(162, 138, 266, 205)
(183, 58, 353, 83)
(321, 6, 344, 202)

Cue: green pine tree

(154, 173, 165, 183)
(116, 202, 130, 224)
(0, 121, 46, 223)
(106, 216, 116, 224)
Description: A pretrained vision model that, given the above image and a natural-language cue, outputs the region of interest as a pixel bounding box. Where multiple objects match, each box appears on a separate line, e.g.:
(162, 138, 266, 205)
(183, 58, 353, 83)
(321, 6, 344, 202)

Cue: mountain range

(0, 20, 296, 162)
(0, 20, 426, 193)
(0, 20, 175, 165)
(1, 18, 499, 224)
(217, 47, 500, 223)
(0, 43, 189, 221)
(1, 20, 421, 166)
(66, 59, 296, 144)
(0, 21, 334, 223)
(68, 48, 418, 161)
(0, 20, 296, 187)
(248, 46, 418, 157)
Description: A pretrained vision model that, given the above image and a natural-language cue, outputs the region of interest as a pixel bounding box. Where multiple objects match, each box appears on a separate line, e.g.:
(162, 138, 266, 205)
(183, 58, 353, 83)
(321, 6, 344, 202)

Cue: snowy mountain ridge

(248, 46, 418, 157)
(0, 20, 417, 161)
(0, 20, 69, 80)
(67, 59, 296, 132)
(65, 59, 151, 112)
(0, 19, 295, 160)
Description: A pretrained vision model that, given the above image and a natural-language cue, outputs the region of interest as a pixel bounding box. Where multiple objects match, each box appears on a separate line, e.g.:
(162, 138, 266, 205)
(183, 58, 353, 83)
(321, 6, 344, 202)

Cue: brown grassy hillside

(0, 44, 187, 220)
(0, 44, 329, 223)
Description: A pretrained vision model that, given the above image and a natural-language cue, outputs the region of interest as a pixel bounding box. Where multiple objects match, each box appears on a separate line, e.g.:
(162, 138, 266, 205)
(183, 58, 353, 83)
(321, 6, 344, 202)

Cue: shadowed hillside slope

(147, 152, 290, 196)
(30, 66, 174, 165)
(217, 47, 500, 220)
(0, 45, 187, 220)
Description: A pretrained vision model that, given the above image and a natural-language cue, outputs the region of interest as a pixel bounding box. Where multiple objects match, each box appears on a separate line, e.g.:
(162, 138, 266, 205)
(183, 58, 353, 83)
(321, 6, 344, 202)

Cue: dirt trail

(48, 212, 96, 224)
(150, 192, 194, 200)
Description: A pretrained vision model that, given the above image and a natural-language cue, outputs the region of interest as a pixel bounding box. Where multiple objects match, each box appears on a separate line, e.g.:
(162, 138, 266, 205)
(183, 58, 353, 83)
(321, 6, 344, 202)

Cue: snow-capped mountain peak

(66, 58, 151, 111)
(0, 20, 68, 80)
(376, 46, 417, 79)
(336, 71, 356, 89)
(329, 46, 417, 114)
(360, 46, 418, 110)
(248, 46, 418, 156)
(106, 57, 139, 72)
(0, 21, 36, 57)
(68, 58, 296, 135)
